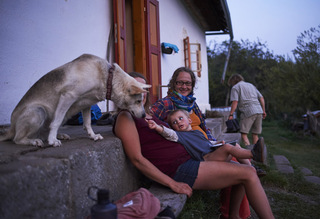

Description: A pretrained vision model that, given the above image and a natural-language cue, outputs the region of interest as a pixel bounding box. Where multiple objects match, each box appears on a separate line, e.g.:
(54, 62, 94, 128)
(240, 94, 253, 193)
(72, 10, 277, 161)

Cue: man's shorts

(240, 114, 262, 134)
(173, 159, 200, 188)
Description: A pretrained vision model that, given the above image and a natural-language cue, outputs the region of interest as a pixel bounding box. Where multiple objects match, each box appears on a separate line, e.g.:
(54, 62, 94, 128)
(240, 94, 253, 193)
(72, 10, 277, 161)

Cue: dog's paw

(31, 139, 44, 147)
(49, 139, 62, 147)
(92, 134, 104, 141)
(57, 133, 71, 140)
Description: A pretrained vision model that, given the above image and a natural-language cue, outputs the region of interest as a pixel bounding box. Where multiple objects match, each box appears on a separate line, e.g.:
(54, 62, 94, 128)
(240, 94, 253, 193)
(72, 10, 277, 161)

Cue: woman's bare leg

(205, 144, 252, 164)
(228, 184, 246, 218)
(193, 161, 274, 219)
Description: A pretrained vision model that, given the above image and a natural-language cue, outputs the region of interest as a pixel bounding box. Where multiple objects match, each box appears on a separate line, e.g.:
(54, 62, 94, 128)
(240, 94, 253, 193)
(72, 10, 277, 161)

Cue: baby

(146, 109, 266, 164)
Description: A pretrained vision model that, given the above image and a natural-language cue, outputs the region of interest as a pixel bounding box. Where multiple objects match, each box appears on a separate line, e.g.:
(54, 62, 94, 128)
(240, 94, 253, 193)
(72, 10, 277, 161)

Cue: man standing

(228, 74, 266, 146)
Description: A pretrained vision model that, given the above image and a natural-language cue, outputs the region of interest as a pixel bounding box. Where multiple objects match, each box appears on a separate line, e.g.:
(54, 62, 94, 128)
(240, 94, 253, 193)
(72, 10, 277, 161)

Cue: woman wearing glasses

(114, 71, 274, 218)
(151, 67, 251, 219)
(151, 67, 214, 142)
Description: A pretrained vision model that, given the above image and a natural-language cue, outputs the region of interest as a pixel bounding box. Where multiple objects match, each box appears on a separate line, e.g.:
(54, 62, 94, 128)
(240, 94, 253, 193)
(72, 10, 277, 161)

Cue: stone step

(1, 117, 239, 218)
(273, 155, 294, 174)
(206, 118, 241, 144)
(0, 125, 141, 218)
(206, 118, 223, 138)
(273, 156, 320, 185)
(0, 124, 188, 218)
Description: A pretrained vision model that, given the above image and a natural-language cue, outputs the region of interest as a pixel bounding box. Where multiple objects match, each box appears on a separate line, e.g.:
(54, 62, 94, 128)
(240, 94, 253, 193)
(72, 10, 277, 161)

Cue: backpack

(115, 188, 160, 219)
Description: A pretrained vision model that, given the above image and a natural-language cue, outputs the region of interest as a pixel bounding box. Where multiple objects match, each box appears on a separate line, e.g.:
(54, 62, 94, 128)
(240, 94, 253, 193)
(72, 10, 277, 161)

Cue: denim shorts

(173, 159, 200, 188)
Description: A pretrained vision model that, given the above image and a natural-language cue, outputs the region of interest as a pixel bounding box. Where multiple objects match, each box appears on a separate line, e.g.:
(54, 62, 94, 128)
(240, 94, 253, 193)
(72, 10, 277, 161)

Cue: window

(183, 37, 202, 77)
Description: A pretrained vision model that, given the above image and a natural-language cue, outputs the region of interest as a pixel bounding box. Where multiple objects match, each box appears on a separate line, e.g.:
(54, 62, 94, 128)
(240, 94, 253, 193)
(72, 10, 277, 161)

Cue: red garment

(220, 188, 250, 219)
(219, 158, 251, 219)
(133, 115, 191, 178)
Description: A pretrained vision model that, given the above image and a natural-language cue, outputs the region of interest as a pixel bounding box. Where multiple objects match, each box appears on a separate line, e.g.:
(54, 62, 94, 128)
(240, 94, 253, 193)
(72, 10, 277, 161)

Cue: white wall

(158, 0, 211, 112)
(0, 0, 112, 125)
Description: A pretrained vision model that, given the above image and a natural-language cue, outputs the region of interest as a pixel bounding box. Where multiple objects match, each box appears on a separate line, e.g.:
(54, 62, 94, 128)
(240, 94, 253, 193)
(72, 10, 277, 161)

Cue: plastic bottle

(88, 186, 117, 219)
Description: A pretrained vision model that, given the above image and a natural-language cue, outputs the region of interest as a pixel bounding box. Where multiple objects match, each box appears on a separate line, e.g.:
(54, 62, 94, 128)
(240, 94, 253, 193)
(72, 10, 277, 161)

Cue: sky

(206, 0, 320, 58)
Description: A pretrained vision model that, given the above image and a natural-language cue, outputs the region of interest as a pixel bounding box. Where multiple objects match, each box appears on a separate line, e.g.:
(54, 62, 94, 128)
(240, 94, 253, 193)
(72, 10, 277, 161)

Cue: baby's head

(167, 109, 192, 131)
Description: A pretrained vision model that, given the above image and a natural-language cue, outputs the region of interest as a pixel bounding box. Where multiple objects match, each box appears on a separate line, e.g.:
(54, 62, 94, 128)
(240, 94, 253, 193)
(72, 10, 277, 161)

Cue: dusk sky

(206, 0, 320, 58)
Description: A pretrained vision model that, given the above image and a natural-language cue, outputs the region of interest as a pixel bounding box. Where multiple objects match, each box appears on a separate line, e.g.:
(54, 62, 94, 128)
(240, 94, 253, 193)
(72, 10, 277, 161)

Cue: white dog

(0, 54, 151, 147)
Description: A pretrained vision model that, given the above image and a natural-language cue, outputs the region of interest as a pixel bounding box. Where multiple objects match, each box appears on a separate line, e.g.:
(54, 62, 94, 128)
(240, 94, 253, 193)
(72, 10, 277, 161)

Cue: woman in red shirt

(113, 72, 274, 219)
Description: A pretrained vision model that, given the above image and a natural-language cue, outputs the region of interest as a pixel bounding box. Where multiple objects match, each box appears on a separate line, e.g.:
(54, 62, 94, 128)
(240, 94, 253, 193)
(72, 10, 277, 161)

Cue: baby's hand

(145, 119, 157, 129)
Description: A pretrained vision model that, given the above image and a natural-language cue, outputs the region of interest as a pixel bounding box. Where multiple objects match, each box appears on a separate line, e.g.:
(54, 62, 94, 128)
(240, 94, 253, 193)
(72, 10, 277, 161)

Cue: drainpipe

(205, 0, 233, 84)
(205, 0, 234, 106)
(221, 38, 233, 84)
(219, 0, 233, 84)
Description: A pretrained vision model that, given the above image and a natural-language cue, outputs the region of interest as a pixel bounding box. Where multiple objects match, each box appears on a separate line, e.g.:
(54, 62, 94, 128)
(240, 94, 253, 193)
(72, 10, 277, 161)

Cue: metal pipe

(221, 38, 233, 84)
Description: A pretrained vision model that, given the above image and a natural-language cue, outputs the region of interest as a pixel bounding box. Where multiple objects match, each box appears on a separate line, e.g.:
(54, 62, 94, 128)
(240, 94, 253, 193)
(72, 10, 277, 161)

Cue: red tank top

(132, 115, 191, 177)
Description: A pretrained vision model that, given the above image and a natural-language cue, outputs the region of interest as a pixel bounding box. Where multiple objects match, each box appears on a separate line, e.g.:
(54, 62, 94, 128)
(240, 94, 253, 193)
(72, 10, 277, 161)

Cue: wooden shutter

(113, 0, 127, 70)
(184, 37, 191, 68)
(145, 0, 161, 102)
(184, 36, 202, 77)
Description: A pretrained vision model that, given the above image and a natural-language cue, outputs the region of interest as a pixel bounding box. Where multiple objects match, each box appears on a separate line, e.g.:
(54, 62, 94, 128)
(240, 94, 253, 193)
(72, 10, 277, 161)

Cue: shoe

(251, 137, 267, 165)
(252, 164, 267, 178)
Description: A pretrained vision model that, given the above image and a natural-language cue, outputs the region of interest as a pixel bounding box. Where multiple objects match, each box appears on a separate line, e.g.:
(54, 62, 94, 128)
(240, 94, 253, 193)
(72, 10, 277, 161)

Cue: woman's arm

(114, 111, 192, 197)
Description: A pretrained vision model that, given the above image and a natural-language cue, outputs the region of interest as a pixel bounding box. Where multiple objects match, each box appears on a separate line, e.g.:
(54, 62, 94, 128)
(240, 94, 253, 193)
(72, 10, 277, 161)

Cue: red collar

(106, 65, 114, 100)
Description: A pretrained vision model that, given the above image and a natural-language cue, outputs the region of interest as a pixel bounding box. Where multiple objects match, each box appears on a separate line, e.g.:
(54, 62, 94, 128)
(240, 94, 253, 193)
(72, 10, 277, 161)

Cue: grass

(178, 120, 320, 219)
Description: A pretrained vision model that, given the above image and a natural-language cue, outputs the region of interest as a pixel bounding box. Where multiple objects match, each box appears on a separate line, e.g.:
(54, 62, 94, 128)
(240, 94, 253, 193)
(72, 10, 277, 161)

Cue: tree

(208, 39, 276, 108)
(292, 25, 320, 113)
(207, 25, 320, 120)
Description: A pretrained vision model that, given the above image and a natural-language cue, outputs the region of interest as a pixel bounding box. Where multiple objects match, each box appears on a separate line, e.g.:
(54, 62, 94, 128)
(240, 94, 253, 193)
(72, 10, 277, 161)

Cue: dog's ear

(129, 83, 151, 95)
(139, 83, 151, 93)
(141, 83, 152, 90)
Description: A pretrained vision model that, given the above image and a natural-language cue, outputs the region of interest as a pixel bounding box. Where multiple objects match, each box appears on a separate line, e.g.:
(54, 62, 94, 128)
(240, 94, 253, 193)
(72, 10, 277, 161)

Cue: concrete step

(1, 116, 238, 218)
(206, 118, 223, 139)
(0, 125, 187, 218)
(273, 155, 294, 174)
(217, 132, 242, 144)
(0, 125, 141, 219)
(206, 118, 241, 144)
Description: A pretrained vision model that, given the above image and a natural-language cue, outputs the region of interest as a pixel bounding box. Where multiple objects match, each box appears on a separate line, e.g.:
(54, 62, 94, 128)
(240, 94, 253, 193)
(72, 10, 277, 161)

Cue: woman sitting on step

(113, 72, 274, 219)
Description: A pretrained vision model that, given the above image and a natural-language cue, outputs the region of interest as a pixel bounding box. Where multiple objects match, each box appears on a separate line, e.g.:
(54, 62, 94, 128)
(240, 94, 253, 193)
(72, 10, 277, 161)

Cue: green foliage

(208, 25, 320, 120)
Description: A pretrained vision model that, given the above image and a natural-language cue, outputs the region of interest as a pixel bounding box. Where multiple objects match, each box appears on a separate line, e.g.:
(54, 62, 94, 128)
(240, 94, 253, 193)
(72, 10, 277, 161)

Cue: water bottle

(88, 186, 117, 219)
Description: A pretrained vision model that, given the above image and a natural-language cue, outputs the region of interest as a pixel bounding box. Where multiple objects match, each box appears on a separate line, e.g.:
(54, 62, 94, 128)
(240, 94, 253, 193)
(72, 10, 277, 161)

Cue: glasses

(175, 81, 192, 86)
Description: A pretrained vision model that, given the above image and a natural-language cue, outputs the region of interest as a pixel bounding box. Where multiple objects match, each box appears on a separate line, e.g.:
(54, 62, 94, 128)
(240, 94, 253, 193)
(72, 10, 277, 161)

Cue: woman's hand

(169, 181, 193, 197)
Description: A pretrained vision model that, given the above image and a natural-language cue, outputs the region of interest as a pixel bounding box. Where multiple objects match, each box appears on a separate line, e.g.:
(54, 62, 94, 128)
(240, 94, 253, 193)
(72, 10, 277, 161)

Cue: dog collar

(106, 65, 114, 100)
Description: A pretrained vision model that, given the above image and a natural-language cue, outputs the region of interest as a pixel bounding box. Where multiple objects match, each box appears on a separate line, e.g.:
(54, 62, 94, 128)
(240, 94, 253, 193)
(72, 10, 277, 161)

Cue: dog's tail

(0, 126, 14, 142)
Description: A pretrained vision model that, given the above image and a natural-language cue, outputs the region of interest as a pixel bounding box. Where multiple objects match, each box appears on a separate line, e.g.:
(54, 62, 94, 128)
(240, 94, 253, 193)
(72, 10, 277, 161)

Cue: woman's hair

(168, 67, 196, 92)
(228, 74, 244, 86)
(128, 72, 151, 113)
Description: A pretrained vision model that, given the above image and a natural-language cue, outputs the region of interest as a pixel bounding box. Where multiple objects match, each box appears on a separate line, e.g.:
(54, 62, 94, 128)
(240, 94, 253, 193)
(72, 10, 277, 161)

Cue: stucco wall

(159, 0, 211, 112)
(0, 0, 211, 125)
(0, 0, 112, 125)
